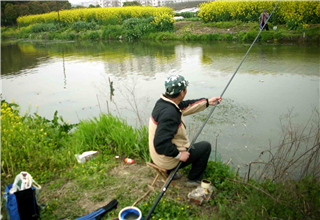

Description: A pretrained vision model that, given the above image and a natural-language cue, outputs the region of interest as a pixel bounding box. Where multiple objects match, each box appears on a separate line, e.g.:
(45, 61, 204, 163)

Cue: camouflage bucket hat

(165, 75, 189, 95)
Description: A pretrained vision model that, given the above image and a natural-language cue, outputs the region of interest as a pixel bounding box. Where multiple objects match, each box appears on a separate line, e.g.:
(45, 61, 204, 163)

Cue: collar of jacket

(161, 94, 182, 113)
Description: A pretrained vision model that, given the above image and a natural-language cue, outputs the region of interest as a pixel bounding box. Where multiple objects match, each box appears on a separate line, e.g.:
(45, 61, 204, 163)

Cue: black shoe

(184, 179, 201, 187)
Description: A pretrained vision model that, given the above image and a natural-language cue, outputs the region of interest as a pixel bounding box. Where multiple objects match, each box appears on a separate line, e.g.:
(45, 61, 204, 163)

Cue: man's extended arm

(179, 98, 208, 116)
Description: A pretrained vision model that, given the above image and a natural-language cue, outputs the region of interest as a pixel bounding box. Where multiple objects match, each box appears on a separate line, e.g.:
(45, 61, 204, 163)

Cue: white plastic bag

(9, 172, 41, 194)
(75, 151, 98, 163)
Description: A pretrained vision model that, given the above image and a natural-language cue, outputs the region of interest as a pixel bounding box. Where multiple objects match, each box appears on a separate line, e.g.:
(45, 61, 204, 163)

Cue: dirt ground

(39, 162, 211, 219)
(174, 20, 248, 35)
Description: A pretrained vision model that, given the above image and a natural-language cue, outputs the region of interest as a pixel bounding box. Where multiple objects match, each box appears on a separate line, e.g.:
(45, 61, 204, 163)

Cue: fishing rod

(145, 1, 280, 219)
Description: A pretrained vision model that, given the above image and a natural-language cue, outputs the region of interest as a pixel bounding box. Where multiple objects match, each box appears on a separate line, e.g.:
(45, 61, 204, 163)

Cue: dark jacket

(149, 94, 208, 169)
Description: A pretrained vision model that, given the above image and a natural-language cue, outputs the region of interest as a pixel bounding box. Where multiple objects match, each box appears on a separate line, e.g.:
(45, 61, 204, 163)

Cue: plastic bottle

(124, 158, 134, 164)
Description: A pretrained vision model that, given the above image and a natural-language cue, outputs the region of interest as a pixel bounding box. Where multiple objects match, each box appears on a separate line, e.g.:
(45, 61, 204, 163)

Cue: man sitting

(148, 75, 222, 187)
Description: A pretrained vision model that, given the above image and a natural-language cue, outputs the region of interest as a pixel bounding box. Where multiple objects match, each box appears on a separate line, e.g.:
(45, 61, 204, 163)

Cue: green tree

(28, 1, 43, 14)
(1, 1, 72, 26)
(4, 3, 18, 25)
(18, 4, 30, 16)
(123, 1, 142, 7)
(73, 5, 86, 9)
(40, 3, 51, 14)
(61, 1, 71, 10)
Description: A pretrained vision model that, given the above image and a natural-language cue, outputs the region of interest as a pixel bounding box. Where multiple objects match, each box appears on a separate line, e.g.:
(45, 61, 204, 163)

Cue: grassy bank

(2, 0, 320, 43)
(2, 19, 320, 43)
(1, 100, 320, 219)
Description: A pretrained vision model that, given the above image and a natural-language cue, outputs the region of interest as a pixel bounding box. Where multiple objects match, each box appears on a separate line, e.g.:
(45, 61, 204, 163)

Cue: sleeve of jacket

(179, 98, 208, 116)
(153, 110, 181, 157)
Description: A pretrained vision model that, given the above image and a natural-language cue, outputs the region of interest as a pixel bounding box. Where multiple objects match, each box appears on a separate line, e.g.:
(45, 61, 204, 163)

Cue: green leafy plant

(123, 17, 155, 40)
(30, 23, 59, 33)
(138, 197, 194, 220)
(71, 21, 99, 32)
(175, 12, 196, 18)
(102, 25, 124, 40)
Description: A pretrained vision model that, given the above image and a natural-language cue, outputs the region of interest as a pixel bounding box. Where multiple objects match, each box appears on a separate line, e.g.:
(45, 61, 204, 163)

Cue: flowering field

(198, 0, 320, 29)
(17, 6, 174, 27)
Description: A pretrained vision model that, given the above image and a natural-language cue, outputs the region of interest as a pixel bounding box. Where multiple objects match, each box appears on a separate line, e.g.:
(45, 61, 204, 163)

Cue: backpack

(4, 171, 41, 220)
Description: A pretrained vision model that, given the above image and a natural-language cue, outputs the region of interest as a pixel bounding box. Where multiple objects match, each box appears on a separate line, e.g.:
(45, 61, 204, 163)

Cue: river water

(1, 40, 319, 169)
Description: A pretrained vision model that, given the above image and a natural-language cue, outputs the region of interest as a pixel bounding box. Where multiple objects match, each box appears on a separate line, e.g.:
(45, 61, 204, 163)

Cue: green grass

(202, 20, 244, 28)
(70, 113, 150, 161)
(175, 17, 201, 21)
(147, 32, 235, 41)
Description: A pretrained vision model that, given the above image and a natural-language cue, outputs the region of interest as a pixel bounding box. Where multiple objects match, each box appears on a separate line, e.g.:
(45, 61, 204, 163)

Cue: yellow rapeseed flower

(18, 7, 174, 27)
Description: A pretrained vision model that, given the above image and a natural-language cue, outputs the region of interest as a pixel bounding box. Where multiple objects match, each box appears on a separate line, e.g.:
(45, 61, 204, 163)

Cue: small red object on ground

(125, 158, 134, 164)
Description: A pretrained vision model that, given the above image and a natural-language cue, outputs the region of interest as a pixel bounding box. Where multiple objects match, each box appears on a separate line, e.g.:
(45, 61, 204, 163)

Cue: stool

(146, 162, 176, 191)
(132, 162, 176, 206)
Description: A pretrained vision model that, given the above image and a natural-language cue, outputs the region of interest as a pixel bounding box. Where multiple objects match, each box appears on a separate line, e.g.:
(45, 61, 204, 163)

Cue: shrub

(176, 17, 201, 21)
(200, 33, 222, 41)
(151, 14, 175, 32)
(224, 33, 234, 41)
(102, 25, 124, 40)
(30, 23, 59, 33)
(123, 17, 155, 40)
(1, 101, 77, 184)
(66, 33, 75, 40)
(87, 31, 99, 40)
(260, 31, 275, 41)
(239, 30, 260, 42)
(71, 21, 99, 32)
(175, 12, 195, 18)
(17, 25, 32, 38)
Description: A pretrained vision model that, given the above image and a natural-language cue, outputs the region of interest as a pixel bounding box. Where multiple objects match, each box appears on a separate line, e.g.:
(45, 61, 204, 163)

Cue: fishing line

(145, 1, 280, 219)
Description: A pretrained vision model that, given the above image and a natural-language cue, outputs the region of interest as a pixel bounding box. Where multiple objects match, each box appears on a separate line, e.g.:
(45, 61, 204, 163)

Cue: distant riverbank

(2, 20, 319, 43)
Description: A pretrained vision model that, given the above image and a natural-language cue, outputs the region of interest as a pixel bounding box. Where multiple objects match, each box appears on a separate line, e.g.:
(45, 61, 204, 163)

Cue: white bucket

(118, 206, 142, 220)
(201, 179, 211, 189)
